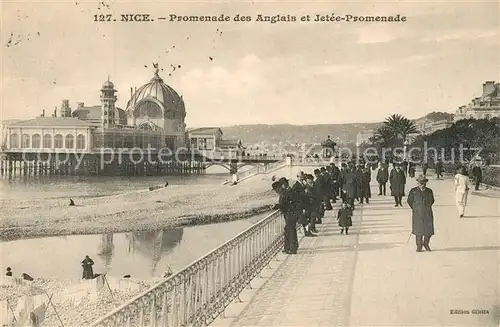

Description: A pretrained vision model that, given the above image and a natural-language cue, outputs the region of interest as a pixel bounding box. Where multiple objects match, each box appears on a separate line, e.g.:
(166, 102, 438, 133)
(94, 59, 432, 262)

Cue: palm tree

(381, 114, 418, 146)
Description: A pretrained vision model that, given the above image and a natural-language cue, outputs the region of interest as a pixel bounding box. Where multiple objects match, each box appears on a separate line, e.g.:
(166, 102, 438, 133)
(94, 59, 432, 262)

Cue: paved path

(212, 173, 500, 326)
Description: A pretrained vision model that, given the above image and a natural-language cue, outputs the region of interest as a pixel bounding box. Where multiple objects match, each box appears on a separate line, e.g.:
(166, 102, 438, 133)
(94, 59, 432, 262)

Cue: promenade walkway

(212, 173, 500, 326)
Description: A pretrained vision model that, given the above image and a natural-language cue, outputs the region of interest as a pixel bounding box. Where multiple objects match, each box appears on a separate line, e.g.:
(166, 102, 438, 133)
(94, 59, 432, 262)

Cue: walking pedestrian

(343, 167, 358, 210)
(376, 163, 389, 195)
(337, 203, 353, 235)
(360, 165, 371, 204)
(407, 175, 435, 252)
(390, 163, 406, 207)
(435, 159, 443, 179)
(422, 162, 428, 177)
(471, 164, 483, 191)
(454, 166, 471, 218)
(408, 161, 416, 178)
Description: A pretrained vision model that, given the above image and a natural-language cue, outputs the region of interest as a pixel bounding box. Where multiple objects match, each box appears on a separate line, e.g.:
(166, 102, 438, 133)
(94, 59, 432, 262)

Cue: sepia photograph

(1, 0, 499, 326)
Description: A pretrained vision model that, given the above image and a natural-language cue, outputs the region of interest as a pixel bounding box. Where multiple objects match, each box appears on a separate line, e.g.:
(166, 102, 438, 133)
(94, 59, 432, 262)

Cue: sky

(1, 0, 499, 128)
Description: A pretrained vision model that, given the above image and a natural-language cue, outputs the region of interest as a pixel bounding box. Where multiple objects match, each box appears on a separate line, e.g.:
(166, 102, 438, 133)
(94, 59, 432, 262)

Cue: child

(337, 202, 353, 235)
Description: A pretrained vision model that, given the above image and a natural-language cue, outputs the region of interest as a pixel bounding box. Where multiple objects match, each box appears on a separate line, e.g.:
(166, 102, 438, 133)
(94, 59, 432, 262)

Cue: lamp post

(403, 139, 409, 160)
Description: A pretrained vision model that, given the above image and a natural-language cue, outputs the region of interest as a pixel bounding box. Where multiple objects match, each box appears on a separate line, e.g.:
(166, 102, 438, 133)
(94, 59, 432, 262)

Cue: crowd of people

(270, 159, 485, 254)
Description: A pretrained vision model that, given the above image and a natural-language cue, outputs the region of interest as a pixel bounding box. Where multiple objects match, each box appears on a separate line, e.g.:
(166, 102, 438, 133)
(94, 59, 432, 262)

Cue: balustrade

(89, 210, 286, 327)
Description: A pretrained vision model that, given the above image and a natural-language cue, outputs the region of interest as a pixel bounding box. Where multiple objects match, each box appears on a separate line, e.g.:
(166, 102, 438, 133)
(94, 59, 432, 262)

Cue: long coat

(355, 169, 364, 198)
(361, 170, 371, 198)
(407, 186, 435, 236)
(376, 168, 389, 184)
(389, 169, 406, 197)
(343, 171, 358, 199)
(337, 208, 352, 227)
(82, 256, 95, 279)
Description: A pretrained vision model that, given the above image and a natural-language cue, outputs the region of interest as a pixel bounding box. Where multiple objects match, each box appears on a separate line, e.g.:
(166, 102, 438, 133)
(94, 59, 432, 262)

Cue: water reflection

(1, 213, 267, 279)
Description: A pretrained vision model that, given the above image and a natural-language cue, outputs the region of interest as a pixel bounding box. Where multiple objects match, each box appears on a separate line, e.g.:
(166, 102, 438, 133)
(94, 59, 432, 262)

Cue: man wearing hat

(407, 175, 435, 252)
(276, 177, 298, 254)
(390, 163, 406, 207)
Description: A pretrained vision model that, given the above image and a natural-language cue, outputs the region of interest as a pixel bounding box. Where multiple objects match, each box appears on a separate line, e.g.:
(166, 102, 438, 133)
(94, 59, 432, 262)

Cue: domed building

(125, 66, 187, 149)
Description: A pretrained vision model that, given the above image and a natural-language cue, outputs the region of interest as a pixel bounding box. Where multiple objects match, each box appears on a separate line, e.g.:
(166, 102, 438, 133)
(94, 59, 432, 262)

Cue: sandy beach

(0, 174, 280, 241)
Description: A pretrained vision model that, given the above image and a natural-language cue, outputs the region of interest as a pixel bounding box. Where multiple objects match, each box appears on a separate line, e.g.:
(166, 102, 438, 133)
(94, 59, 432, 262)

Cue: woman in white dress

(454, 166, 471, 218)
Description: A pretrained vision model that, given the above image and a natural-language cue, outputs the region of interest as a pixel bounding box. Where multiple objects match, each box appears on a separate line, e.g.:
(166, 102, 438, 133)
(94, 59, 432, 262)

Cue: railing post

(149, 294, 157, 327)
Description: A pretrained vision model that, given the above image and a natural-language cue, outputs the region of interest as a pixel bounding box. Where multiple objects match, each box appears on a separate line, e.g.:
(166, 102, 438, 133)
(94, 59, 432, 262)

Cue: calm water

(0, 212, 270, 280)
(0, 168, 231, 201)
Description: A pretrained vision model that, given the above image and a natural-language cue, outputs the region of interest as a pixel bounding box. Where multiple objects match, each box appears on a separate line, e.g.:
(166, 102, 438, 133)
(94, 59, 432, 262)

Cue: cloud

(312, 63, 392, 76)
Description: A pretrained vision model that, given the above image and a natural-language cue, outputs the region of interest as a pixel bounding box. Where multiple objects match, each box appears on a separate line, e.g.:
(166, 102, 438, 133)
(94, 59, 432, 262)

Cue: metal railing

(89, 210, 286, 327)
(236, 159, 288, 181)
(291, 157, 332, 166)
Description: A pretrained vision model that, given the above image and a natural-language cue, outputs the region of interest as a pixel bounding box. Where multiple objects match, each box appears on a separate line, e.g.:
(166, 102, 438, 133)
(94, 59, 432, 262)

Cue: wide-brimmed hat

(416, 175, 428, 184)
(278, 177, 289, 185)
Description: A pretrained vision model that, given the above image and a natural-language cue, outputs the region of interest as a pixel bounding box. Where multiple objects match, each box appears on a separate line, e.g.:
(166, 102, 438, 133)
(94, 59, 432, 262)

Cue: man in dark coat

(390, 164, 406, 207)
(402, 159, 409, 176)
(408, 161, 416, 178)
(320, 167, 333, 210)
(354, 165, 364, 203)
(313, 169, 326, 220)
(343, 167, 358, 210)
(471, 164, 483, 190)
(407, 175, 435, 252)
(82, 255, 95, 279)
(330, 163, 341, 201)
(435, 160, 443, 179)
(422, 162, 429, 177)
(277, 177, 298, 254)
(339, 163, 347, 202)
(360, 165, 371, 204)
(305, 174, 320, 234)
(376, 164, 389, 196)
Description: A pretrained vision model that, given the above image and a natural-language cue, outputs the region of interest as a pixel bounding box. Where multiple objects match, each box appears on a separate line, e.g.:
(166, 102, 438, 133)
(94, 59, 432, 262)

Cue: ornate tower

(59, 99, 72, 117)
(100, 77, 117, 129)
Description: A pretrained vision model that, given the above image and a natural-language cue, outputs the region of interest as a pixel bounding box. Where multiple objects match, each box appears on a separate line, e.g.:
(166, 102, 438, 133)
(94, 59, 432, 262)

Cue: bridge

(89, 167, 500, 327)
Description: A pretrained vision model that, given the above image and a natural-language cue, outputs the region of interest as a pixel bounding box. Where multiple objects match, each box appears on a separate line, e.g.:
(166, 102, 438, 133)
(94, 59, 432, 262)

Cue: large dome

(126, 71, 185, 119)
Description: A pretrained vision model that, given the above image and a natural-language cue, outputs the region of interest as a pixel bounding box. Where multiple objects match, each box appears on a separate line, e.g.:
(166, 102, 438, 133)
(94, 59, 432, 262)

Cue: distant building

(356, 130, 374, 145)
(3, 66, 187, 153)
(187, 127, 244, 158)
(416, 119, 453, 135)
(455, 81, 500, 121)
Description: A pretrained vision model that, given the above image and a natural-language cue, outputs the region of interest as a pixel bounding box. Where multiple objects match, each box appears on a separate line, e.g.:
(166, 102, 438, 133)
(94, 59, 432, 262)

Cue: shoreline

(0, 176, 278, 242)
(0, 205, 273, 242)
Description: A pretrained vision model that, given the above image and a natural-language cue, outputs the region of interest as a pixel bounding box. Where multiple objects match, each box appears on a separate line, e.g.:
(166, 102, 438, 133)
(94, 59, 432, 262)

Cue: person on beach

(376, 163, 389, 196)
(337, 202, 353, 235)
(82, 255, 95, 279)
(471, 164, 483, 191)
(277, 177, 298, 254)
(454, 166, 471, 218)
(390, 163, 406, 207)
(407, 175, 435, 252)
(435, 159, 443, 179)
(6, 267, 12, 277)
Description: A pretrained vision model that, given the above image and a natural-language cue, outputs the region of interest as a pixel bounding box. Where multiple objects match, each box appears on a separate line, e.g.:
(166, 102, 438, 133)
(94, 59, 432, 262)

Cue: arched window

(76, 134, 86, 149)
(32, 134, 41, 148)
(10, 133, 19, 148)
(54, 134, 63, 148)
(43, 134, 52, 148)
(65, 134, 75, 149)
(134, 100, 163, 118)
(21, 134, 30, 148)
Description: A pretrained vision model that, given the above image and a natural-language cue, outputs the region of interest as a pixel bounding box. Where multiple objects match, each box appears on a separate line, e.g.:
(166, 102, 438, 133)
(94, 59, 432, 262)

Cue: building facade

(3, 66, 188, 153)
(455, 81, 500, 121)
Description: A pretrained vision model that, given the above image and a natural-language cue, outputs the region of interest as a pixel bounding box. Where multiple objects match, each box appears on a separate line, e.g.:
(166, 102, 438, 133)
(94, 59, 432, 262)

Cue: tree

(382, 114, 418, 145)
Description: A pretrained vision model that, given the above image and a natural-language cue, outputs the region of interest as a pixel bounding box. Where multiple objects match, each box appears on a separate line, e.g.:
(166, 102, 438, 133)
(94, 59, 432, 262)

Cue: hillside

(220, 112, 454, 145)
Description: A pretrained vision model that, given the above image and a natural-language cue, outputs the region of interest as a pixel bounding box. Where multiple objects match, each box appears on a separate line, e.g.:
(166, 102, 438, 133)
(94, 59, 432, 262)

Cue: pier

(87, 168, 500, 327)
